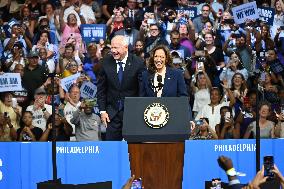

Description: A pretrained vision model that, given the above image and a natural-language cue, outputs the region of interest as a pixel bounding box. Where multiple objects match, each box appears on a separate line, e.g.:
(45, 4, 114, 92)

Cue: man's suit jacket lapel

(122, 55, 132, 85)
(109, 59, 120, 87)
(147, 72, 155, 97)
(162, 68, 173, 97)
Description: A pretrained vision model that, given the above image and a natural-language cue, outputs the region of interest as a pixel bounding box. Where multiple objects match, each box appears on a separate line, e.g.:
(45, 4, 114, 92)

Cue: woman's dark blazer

(139, 67, 188, 97)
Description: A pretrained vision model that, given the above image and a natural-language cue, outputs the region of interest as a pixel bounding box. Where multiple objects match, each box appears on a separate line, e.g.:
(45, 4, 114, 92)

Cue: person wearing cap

(22, 50, 48, 106)
(70, 99, 102, 141)
(26, 87, 52, 131)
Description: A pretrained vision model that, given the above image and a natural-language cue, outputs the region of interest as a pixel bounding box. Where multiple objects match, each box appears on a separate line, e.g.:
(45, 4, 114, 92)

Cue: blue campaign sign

(0, 142, 131, 189)
(183, 139, 284, 189)
(80, 24, 106, 43)
(258, 7, 275, 25)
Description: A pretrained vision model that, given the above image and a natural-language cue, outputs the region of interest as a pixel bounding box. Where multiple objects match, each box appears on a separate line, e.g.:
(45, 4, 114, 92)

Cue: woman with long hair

(17, 111, 43, 141)
(244, 102, 275, 139)
(192, 69, 212, 118)
(139, 45, 187, 97)
(220, 52, 248, 87)
(215, 106, 240, 139)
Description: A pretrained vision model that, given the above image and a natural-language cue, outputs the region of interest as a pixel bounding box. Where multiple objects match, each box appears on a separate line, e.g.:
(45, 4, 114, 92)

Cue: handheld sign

(232, 1, 259, 24)
(60, 73, 81, 92)
(0, 73, 22, 92)
(80, 24, 106, 43)
(80, 81, 97, 99)
(176, 7, 197, 21)
(257, 7, 275, 25)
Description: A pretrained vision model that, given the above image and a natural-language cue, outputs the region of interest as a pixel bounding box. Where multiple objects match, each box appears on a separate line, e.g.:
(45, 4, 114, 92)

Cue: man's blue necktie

(117, 61, 123, 84)
(117, 61, 124, 110)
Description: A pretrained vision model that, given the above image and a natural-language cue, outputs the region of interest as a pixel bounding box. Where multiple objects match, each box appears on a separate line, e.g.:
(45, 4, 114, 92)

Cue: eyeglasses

(150, 28, 159, 31)
(70, 64, 78, 67)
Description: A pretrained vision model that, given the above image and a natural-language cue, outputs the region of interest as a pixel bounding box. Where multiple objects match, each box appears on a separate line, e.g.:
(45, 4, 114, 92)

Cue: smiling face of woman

(232, 73, 243, 87)
(259, 104, 270, 118)
(154, 49, 166, 72)
(67, 14, 77, 25)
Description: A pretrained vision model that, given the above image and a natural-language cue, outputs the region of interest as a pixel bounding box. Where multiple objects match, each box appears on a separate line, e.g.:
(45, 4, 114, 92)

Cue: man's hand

(249, 166, 268, 189)
(217, 155, 233, 171)
(101, 112, 110, 127)
(272, 164, 284, 183)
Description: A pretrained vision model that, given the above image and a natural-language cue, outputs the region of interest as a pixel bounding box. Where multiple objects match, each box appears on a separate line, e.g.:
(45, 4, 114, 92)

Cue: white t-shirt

(26, 104, 52, 131)
(192, 88, 210, 113)
(195, 101, 230, 130)
(64, 101, 81, 134)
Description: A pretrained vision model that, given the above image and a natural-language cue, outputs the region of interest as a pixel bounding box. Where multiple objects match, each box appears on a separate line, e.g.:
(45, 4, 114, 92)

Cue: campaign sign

(232, 1, 259, 24)
(0, 73, 22, 92)
(0, 142, 131, 189)
(258, 7, 275, 25)
(183, 139, 284, 189)
(81, 24, 106, 43)
(176, 7, 198, 20)
(60, 73, 81, 91)
(80, 81, 97, 99)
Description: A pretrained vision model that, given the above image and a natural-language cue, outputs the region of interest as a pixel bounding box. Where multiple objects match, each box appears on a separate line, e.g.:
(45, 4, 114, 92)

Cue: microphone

(157, 75, 164, 90)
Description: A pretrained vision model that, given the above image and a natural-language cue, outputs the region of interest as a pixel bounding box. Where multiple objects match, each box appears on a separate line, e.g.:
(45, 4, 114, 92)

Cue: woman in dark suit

(139, 45, 188, 97)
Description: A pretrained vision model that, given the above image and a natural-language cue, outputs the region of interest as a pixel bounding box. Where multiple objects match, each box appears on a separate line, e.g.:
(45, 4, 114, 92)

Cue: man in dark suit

(97, 35, 144, 140)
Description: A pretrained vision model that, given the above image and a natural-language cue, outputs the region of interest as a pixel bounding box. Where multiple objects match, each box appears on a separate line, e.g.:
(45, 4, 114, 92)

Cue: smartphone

(197, 62, 204, 70)
(131, 179, 142, 189)
(264, 156, 274, 178)
(173, 58, 182, 64)
(4, 112, 8, 118)
(196, 119, 204, 126)
(12, 98, 18, 108)
(225, 112, 230, 122)
(280, 26, 284, 30)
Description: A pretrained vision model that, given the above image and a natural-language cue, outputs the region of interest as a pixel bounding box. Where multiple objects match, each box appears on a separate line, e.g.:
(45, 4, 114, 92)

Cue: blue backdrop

(1, 140, 284, 189)
(182, 139, 284, 189)
(0, 142, 131, 189)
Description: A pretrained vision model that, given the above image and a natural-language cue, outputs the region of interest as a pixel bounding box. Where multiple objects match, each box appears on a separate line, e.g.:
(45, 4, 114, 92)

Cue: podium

(123, 97, 190, 189)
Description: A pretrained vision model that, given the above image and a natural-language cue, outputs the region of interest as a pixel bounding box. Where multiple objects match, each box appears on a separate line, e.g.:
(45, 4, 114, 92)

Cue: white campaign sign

(80, 81, 97, 99)
(232, 1, 259, 24)
(0, 73, 22, 92)
(60, 73, 81, 91)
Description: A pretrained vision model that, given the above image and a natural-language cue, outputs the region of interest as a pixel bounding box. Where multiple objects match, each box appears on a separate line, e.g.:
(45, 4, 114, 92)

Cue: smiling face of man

(111, 36, 128, 61)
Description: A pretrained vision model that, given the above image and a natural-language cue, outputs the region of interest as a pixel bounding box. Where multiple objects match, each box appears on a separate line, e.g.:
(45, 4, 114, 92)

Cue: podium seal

(144, 103, 169, 129)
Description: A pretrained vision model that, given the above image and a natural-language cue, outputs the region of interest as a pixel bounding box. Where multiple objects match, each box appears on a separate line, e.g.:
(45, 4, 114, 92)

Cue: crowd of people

(0, 0, 284, 141)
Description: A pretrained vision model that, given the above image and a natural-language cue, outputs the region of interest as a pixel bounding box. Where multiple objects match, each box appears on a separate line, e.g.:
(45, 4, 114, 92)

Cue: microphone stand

(50, 72, 58, 181)
(255, 76, 265, 173)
